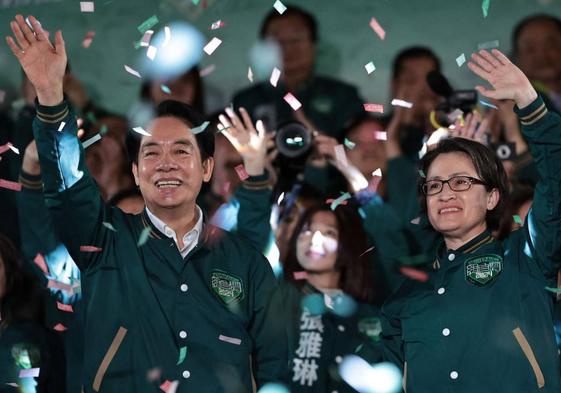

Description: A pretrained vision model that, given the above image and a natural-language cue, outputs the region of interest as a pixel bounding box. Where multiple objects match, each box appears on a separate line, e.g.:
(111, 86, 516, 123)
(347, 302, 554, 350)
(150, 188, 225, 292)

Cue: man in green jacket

(6, 14, 287, 392)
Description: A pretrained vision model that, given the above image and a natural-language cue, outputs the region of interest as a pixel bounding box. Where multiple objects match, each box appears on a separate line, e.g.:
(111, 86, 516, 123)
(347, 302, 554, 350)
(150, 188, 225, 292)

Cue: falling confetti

(391, 98, 413, 108)
(82, 31, 96, 48)
(102, 222, 117, 232)
(418, 169, 426, 177)
(273, 0, 287, 14)
(270, 67, 281, 87)
(545, 286, 561, 294)
(293, 271, 308, 280)
(124, 65, 142, 78)
(199, 64, 216, 77)
(283, 93, 302, 111)
(160, 84, 171, 94)
(374, 131, 387, 140)
(34, 253, 48, 274)
(359, 246, 375, 258)
(191, 121, 209, 134)
(58, 122, 66, 132)
(369, 17, 386, 40)
(0, 179, 22, 192)
(219, 334, 242, 345)
(160, 380, 179, 393)
(138, 227, 151, 247)
(138, 15, 159, 34)
(80, 1, 94, 12)
(211, 20, 225, 30)
(53, 323, 67, 332)
(513, 215, 523, 225)
(132, 127, 151, 136)
(146, 45, 158, 60)
(82, 133, 101, 149)
(247, 67, 254, 82)
(363, 103, 384, 113)
(177, 346, 187, 365)
(399, 266, 429, 282)
(235, 164, 249, 181)
(80, 245, 102, 252)
(482, 0, 490, 18)
(477, 40, 499, 50)
(480, 99, 498, 109)
(56, 302, 74, 313)
(365, 61, 376, 75)
(140, 30, 154, 47)
(447, 108, 463, 123)
(456, 53, 466, 67)
(330, 192, 351, 210)
(204, 37, 222, 55)
(368, 168, 382, 192)
(19, 368, 40, 378)
(344, 138, 356, 150)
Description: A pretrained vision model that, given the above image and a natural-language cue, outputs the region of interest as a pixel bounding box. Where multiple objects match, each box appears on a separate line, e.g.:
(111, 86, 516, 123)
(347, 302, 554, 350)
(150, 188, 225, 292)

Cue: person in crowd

(6, 14, 287, 392)
(381, 49, 561, 391)
(0, 233, 66, 393)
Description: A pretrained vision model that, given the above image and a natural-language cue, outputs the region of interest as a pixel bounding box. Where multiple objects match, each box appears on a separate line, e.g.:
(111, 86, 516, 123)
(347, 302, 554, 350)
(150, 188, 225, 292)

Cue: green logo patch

(464, 254, 502, 286)
(211, 270, 244, 304)
(358, 317, 382, 343)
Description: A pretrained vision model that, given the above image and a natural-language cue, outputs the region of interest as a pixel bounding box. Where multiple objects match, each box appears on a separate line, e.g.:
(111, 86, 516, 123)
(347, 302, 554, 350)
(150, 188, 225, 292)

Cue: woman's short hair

(283, 204, 374, 303)
(418, 137, 509, 231)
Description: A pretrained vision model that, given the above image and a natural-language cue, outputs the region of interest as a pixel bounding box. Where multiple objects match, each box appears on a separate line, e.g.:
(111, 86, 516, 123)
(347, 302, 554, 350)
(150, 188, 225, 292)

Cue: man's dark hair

(259, 5, 318, 43)
(392, 46, 441, 80)
(283, 204, 374, 303)
(512, 14, 561, 56)
(418, 137, 509, 231)
(125, 100, 215, 165)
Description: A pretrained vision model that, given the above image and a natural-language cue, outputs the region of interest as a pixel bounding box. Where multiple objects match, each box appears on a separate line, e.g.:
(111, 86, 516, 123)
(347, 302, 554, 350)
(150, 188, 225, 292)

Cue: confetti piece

(160, 380, 179, 393)
(418, 169, 426, 177)
(456, 53, 466, 67)
(293, 271, 308, 280)
(374, 131, 387, 140)
(410, 216, 422, 225)
(334, 144, 348, 167)
(399, 266, 429, 282)
(247, 67, 254, 82)
(283, 92, 302, 111)
(391, 99, 413, 108)
(138, 227, 151, 247)
(138, 15, 159, 34)
(163, 26, 171, 47)
(365, 61, 376, 75)
(477, 40, 499, 50)
(53, 323, 67, 332)
(204, 37, 222, 55)
(359, 246, 375, 258)
(177, 346, 187, 365)
(270, 67, 281, 87)
(330, 192, 351, 210)
(19, 368, 40, 378)
(513, 215, 523, 225)
(160, 84, 171, 94)
(147, 368, 162, 382)
(124, 65, 141, 78)
(219, 334, 242, 345)
(369, 17, 386, 40)
(58, 122, 66, 132)
(146, 45, 158, 60)
(0, 143, 11, 155)
(235, 164, 249, 181)
(363, 103, 384, 113)
(479, 99, 498, 109)
(545, 286, 561, 294)
(34, 253, 48, 274)
(132, 126, 151, 136)
(80, 1, 94, 12)
(0, 179, 21, 192)
(211, 20, 224, 30)
(199, 64, 216, 77)
(140, 30, 154, 47)
(57, 302, 74, 313)
(447, 108, 463, 123)
(482, 0, 490, 18)
(368, 168, 382, 192)
(82, 133, 101, 149)
(80, 245, 102, 252)
(48, 280, 73, 294)
(273, 0, 287, 14)
(82, 31, 96, 48)
(191, 121, 209, 134)
(102, 222, 117, 231)
(344, 138, 355, 150)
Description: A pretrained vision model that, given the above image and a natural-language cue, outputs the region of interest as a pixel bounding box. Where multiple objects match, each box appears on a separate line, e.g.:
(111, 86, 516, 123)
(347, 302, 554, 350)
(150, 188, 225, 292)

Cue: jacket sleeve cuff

(34, 98, 70, 124)
(242, 172, 271, 191)
(19, 171, 43, 190)
(514, 96, 547, 126)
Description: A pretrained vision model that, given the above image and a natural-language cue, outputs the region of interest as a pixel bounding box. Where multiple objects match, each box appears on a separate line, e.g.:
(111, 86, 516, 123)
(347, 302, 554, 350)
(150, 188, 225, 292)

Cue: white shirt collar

(145, 205, 204, 258)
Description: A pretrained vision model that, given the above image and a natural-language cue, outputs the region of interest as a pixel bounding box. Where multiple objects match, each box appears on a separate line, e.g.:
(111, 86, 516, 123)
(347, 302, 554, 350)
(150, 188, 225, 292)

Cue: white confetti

(82, 133, 102, 149)
(133, 127, 151, 136)
(391, 98, 413, 108)
(273, 0, 287, 14)
(146, 45, 157, 60)
(270, 67, 281, 87)
(211, 20, 224, 30)
(456, 53, 466, 67)
(163, 26, 171, 47)
(477, 40, 499, 50)
(372, 168, 382, 177)
(8, 144, 19, 155)
(218, 334, 242, 345)
(58, 122, 66, 132)
(365, 61, 376, 75)
(204, 37, 222, 55)
(191, 121, 209, 134)
(247, 67, 254, 82)
(283, 93, 302, 111)
(80, 1, 94, 12)
(124, 65, 141, 78)
(374, 131, 387, 140)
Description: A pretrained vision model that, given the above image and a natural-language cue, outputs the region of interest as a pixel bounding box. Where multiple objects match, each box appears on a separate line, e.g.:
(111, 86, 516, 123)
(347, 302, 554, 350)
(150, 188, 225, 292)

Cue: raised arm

(469, 49, 561, 277)
(6, 15, 107, 270)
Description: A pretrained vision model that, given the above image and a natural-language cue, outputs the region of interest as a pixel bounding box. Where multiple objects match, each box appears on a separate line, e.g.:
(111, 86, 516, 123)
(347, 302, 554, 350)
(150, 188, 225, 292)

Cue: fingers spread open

(471, 52, 494, 73)
(467, 61, 491, 81)
(16, 15, 37, 45)
(491, 49, 511, 66)
(54, 30, 66, 55)
(239, 108, 256, 133)
(5, 36, 23, 58)
(479, 50, 500, 69)
(10, 20, 30, 50)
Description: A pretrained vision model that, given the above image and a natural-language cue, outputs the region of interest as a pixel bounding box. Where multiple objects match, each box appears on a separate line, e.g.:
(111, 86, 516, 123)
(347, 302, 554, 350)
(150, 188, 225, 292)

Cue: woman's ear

(487, 188, 500, 211)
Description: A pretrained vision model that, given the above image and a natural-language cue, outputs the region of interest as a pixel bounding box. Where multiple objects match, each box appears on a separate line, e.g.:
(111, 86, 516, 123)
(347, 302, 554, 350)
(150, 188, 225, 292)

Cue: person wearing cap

(381, 49, 561, 392)
(6, 14, 287, 392)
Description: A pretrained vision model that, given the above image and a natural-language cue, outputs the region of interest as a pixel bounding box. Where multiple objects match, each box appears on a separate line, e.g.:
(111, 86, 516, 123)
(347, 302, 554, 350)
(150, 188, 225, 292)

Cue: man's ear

(202, 157, 214, 183)
(487, 188, 500, 211)
(132, 162, 140, 186)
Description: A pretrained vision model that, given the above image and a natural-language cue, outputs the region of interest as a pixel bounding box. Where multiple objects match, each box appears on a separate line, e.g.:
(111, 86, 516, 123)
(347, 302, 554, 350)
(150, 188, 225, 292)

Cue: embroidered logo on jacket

(211, 270, 244, 304)
(358, 317, 382, 342)
(464, 254, 503, 286)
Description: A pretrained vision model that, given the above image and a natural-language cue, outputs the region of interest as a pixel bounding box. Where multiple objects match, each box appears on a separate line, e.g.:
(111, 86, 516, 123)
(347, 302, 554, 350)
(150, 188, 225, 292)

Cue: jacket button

(180, 284, 188, 292)
(450, 371, 459, 379)
(442, 328, 450, 336)
(448, 253, 455, 261)
(337, 325, 345, 332)
(179, 331, 187, 339)
(182, 370, 191, 379)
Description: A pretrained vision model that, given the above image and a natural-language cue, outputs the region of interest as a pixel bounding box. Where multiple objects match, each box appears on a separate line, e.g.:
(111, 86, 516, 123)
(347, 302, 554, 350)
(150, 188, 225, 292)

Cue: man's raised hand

(6, 15, 66, 105)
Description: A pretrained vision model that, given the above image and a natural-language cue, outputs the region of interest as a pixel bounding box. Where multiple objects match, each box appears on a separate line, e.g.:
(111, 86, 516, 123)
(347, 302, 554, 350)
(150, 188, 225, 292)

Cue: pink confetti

(283, 92, 302, 111)
(369, 17, 386, 40)
(160, 380, 179, 393)
(199, 64, 216, 77)
(56, 302, 74, 313)
(82, 31, 95, 48)
(140, 30, 154, 47)
(374, 131, 387, 140)
(234, 164, 249, 181)
(364, 103, 384, 113)
(53, 323, 67, 332)
(80, 245, 103, 252)
(0, 179, 21, 191)
(218, 334, 242, 345)
(34, 253, 48, 274)
(293, 271, 308, 280)
(399, 266, 429, 282)
(210, 20, 225, 30)
(19, 368, 40, 378)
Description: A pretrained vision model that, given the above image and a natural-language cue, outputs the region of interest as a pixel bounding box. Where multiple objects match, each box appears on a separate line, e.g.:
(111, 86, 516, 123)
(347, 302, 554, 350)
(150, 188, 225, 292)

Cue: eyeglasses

(421, 176, 487, 196)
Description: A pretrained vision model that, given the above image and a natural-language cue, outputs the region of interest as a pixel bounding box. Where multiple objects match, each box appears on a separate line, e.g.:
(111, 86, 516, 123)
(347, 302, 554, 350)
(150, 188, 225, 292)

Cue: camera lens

(275, 121, 312, 158)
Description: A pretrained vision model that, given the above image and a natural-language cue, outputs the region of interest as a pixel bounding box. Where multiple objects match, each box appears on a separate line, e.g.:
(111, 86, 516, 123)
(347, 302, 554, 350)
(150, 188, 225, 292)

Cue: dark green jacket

(381, 97, 561, 392)
(33, 100, 288, 392)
